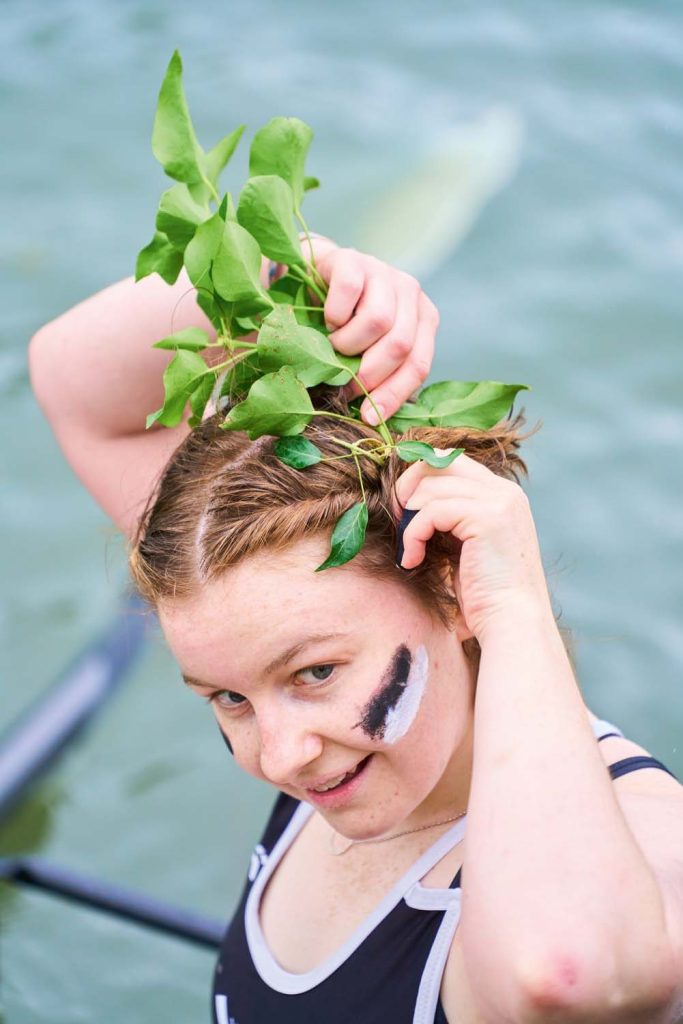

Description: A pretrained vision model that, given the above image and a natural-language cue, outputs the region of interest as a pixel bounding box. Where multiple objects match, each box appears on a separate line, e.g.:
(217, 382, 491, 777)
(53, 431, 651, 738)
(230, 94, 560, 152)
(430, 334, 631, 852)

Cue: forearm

(29, 234, 337, 442)
(461, 601, 676, 1019)
(29, 269, 217, 440)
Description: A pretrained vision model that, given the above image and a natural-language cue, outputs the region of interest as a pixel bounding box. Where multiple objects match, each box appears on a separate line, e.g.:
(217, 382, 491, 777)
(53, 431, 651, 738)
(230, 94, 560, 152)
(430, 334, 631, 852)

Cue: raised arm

(29, 240, 437, 541)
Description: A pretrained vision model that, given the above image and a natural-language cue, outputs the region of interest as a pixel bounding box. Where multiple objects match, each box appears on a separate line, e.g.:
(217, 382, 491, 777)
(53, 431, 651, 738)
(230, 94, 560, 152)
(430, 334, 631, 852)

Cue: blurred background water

(1, 1, 682, 1020)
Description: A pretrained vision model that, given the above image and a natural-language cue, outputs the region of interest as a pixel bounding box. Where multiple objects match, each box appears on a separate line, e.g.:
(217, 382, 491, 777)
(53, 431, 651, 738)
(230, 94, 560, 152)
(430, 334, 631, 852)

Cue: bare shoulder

(587, 705, 683, 1008)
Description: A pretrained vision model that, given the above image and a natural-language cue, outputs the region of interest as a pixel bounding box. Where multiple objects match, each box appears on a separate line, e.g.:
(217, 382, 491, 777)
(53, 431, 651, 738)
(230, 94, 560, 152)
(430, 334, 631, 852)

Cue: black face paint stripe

(217, 724, 233, 755)
(354, 644, 412, 741)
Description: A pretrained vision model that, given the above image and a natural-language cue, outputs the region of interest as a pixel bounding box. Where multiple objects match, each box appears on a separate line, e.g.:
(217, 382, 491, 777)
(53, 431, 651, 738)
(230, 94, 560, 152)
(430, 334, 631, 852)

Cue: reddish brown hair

(129, 389, 532, 664)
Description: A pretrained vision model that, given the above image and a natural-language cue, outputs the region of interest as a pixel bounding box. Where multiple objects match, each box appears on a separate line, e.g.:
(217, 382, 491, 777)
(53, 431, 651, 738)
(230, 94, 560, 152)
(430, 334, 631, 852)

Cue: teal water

(2, 2, 683, 1020)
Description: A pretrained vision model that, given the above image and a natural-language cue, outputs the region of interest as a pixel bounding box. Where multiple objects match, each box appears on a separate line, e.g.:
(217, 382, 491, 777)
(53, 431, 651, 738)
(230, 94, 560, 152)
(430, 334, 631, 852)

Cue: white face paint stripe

(214, 994, 230, 1024)
(382, 644, 428, 744)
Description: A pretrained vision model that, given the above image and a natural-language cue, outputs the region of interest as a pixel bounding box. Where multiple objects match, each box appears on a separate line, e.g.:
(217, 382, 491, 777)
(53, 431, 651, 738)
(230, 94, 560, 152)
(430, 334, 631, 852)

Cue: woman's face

(158, 536, 476, 839)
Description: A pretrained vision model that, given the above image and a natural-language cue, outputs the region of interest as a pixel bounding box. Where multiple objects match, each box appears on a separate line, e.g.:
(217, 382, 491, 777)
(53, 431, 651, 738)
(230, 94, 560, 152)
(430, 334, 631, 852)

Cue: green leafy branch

(138, 51, 530, 571)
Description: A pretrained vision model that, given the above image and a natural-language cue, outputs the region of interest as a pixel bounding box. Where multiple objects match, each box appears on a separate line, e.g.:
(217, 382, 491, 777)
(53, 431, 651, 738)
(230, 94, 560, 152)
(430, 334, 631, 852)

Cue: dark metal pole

(0, 593, 150, 820)
(0, 857, 224, 949)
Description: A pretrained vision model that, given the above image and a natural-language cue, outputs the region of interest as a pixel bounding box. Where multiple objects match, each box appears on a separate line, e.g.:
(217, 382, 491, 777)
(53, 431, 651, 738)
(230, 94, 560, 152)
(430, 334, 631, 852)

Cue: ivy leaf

(249, 117, 314, 209)
(187, 372, 215, 427)
(146, 350, 213, 428)
(135, 231, 183, 284)
(152, 50, 207, 185)
(386, 401, 433, 432)
(156, 183, 209, 249)
(316, 501, 369, 572)
(212, 220, 274, 311)
(183, 209, 224, 291)
(273, 436, 322, 469)
(395, 441, 464, 468)
(257, 305, 349, 386)
(427, 381, 529, 429)
(326, 352, 361, 386)
(221, 366, 315, 439)
(237, 175, 305, 268)
(418, 381, 480, 409)
(205, 125, 245, 186)
(220, 352, 262, 401)
(152, 327, 211, 352)
(195, 290, 223, 331)
(269, 273, 301, 301)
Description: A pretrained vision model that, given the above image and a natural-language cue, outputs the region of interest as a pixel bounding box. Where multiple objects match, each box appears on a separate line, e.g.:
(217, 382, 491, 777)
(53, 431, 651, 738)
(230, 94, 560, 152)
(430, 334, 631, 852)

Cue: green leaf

(156, 183, 209, 249)
(205, 125, 245, 186)
(427, 381, 529, 429)
(221, 352, 262, 400)
(316, 501, 369, 571)
(325, 352, 361, 386)
(152, 50, 207, 185)
(146, 350, 213, 429)
(183, 209, 224, 291)
(418, 381, 481, 410)
(395, 441, 464, 468)
(152, 327, 211, 353)
(304, 176, 320, 192)
(221, 366, 315, 439)
(257, 305, 349, 387)
(135, 231, 184, 284)
(273, 436, 322, 469)
(386, 401, 433, 432)
(249, 117, 315, 209)
(269, 273, 301, 301)
(187, 372, 215, 427)
(195, 289, 223, 331)
(212, 220, 274, 310)
(237, 175, 305, 268)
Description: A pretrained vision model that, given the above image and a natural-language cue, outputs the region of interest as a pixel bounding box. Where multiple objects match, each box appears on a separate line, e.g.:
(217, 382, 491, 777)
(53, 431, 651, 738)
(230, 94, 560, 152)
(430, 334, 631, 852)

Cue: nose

(257, 706, 323, 788)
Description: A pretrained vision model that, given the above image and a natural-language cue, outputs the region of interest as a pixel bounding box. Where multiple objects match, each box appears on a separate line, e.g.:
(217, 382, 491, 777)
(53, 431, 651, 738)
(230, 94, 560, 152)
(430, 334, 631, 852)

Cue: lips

(308, 757, 368, 793)
(304, 754, 373, 798)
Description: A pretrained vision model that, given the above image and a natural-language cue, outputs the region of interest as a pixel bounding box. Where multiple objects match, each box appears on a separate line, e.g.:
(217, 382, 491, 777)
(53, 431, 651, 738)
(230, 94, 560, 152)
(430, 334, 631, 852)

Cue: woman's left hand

(311, 242, 439, 426)
(394, 452, 553, 642)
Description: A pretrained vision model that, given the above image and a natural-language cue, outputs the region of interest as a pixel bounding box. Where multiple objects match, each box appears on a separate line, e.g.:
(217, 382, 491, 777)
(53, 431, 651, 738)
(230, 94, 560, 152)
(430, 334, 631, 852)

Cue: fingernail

(395, 507, 419, 569)
(363, 403, 384, 426)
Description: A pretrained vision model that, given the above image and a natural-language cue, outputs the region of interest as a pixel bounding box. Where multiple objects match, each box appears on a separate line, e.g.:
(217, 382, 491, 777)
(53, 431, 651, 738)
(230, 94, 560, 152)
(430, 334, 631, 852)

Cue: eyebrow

(181, 631, 349, 691)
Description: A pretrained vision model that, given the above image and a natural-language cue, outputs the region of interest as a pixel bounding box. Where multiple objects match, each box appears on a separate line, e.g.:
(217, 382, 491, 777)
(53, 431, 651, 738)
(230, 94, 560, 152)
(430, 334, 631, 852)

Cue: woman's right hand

(313, 245, 440, 426)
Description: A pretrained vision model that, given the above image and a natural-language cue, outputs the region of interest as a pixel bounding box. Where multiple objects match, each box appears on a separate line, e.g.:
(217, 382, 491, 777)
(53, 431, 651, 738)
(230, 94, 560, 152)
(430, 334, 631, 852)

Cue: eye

(207, 690, 248, 711)
(297, 664, 335, 685)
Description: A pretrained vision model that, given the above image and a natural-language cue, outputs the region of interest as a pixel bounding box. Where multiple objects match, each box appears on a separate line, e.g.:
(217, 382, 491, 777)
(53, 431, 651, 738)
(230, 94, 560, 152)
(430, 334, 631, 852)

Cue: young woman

(29, 238, 683, 1023)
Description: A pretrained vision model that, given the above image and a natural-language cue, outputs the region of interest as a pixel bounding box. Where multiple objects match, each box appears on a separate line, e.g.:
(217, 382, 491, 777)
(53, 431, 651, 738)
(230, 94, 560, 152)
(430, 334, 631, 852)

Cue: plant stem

(327, 435, 385, 466)
(297, 212, 328, 292)
(347, 370, 393, 445)
(289, 264, 327, 305)
(203, 177, 221, 205)
(352, 453, 366, 505)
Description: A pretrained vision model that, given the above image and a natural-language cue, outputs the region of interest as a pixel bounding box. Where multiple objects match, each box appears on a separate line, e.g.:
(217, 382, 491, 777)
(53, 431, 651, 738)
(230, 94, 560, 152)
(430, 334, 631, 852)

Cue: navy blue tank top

(212, 718, 678, 1024)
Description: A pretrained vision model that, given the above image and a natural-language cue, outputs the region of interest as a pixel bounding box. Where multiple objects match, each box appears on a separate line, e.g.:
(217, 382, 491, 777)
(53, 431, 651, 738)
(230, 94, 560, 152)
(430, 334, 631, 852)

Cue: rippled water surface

(2, 2, 682, 1020)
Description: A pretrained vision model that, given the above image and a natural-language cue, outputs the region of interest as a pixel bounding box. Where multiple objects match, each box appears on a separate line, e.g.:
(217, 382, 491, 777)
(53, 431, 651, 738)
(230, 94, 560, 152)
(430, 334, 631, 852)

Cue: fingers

(400, 497, 476, 569)
(328, 268, 397, 355)
(394, 452, 495, 514)
(321, 249, 366, 331)
(359, 290, 435, 422)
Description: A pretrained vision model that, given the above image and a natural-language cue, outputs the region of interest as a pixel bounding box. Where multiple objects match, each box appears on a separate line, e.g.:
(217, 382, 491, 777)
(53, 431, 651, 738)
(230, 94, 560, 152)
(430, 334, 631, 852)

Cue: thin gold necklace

(329, 808, 467, 856)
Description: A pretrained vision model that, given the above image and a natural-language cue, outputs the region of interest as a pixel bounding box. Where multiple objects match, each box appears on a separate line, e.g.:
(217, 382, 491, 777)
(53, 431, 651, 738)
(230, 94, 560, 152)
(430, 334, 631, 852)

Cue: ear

(444, 564, 475, 643)
(453, 605, 475, 643)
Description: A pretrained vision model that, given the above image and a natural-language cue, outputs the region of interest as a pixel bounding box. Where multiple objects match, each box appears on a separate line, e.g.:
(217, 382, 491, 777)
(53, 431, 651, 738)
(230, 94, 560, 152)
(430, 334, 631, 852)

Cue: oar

(0, 856, 224, 949)
(0, 593, 149, 820)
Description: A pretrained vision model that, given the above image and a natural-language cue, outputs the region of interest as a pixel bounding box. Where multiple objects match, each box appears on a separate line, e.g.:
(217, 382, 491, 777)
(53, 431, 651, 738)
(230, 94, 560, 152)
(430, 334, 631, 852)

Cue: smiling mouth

(307, 755, 373, 793)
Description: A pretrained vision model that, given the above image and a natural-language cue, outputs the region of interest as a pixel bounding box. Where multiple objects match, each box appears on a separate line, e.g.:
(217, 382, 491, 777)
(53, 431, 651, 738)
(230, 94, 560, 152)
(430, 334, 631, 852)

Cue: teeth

(312, 763, 359, 793)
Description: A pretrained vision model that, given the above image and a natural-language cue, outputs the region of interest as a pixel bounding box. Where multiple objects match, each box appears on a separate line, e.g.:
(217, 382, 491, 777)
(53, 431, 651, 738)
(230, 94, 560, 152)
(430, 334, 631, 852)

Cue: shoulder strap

(591, 717, 624, 741)
(609, 755, 679, 782)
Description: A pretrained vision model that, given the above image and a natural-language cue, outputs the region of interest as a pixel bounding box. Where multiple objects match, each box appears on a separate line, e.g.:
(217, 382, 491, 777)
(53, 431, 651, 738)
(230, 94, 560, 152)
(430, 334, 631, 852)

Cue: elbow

(515, 945, 681, 1024)
(28, 325, 58, 414)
